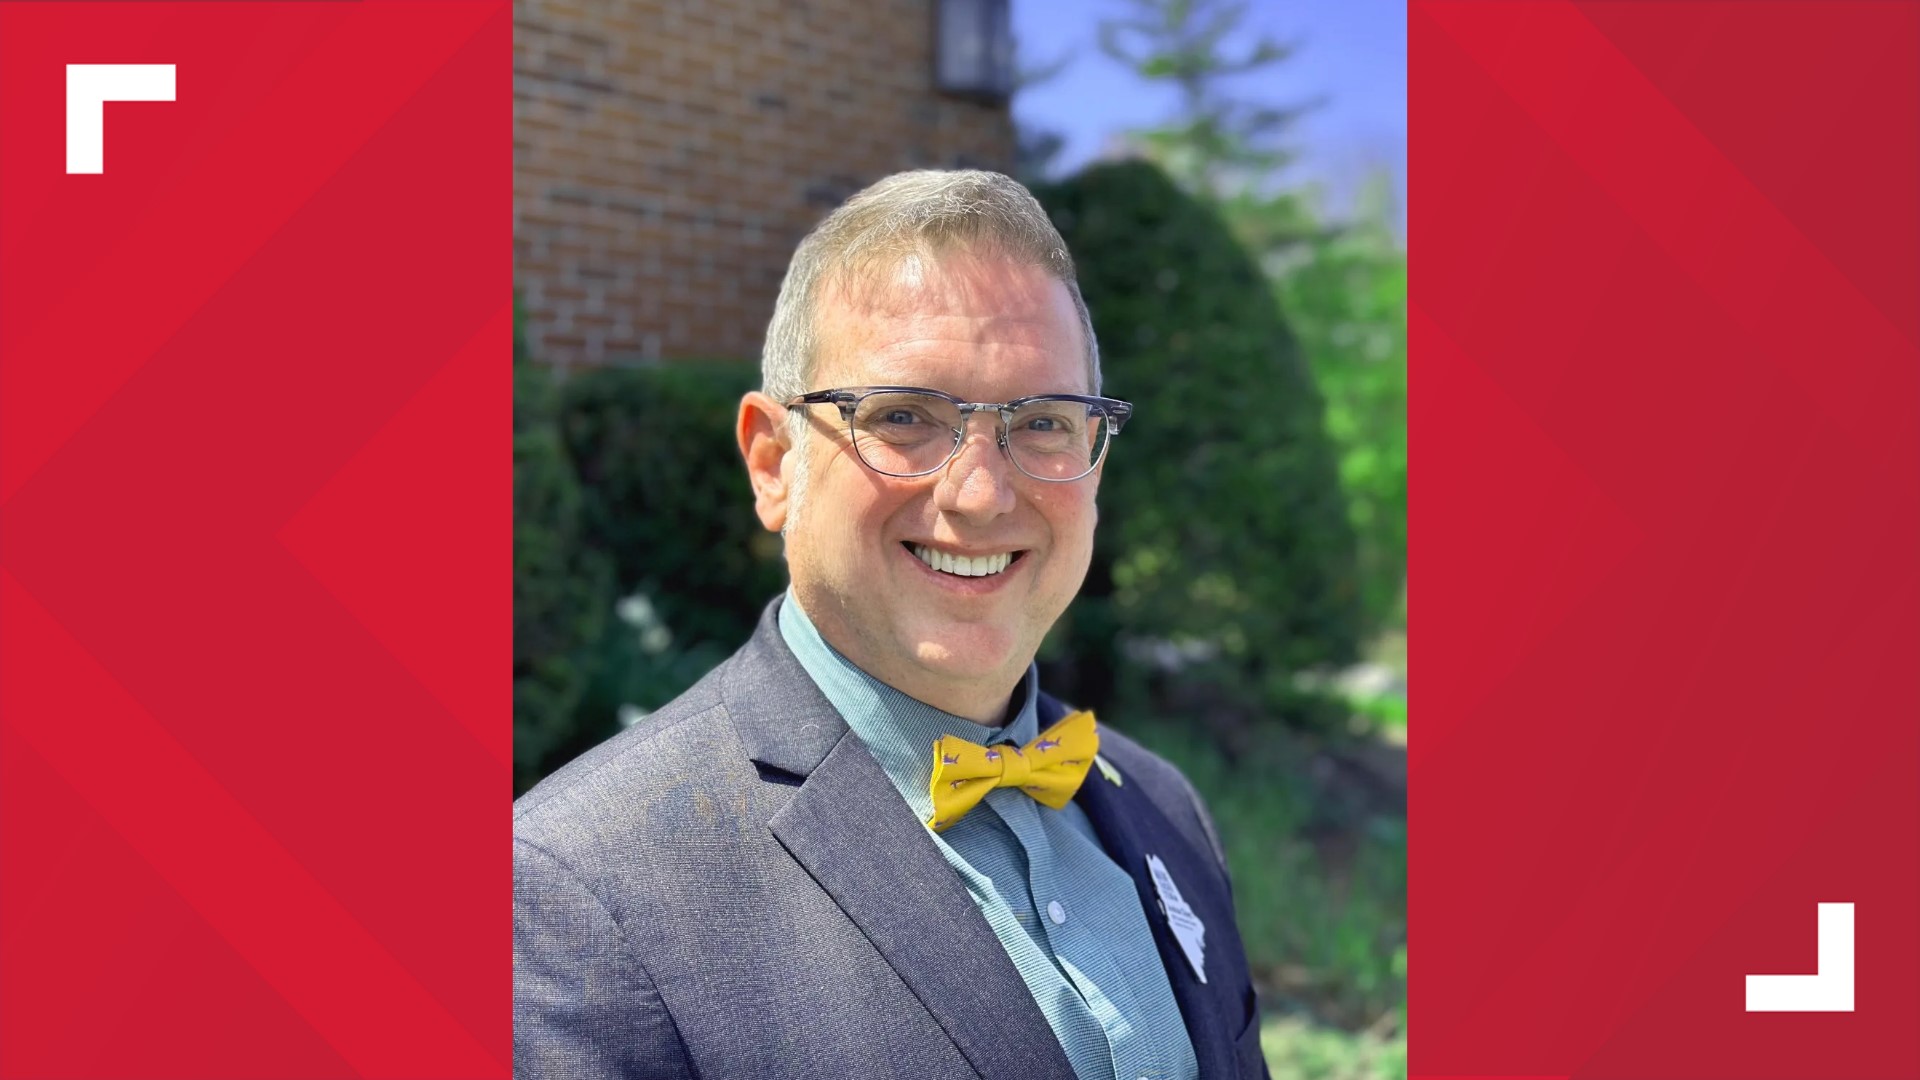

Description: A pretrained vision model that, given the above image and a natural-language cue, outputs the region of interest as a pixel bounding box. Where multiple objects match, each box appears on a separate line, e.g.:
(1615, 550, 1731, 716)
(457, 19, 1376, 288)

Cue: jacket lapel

(1061, 701, 1245, 1080)
(727, 601, 1077, 1080)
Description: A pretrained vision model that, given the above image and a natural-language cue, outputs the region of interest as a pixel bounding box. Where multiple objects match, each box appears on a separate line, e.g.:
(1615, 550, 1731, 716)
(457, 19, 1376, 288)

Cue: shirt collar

(777, 588, 1040, 821)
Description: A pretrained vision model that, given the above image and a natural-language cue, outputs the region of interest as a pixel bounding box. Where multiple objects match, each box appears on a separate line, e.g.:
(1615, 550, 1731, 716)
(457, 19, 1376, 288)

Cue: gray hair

(762, 171, 1101, 520)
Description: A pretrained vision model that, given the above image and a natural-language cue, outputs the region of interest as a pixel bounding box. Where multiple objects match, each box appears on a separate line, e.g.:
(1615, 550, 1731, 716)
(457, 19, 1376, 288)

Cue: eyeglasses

(785, 386, 1134, 483)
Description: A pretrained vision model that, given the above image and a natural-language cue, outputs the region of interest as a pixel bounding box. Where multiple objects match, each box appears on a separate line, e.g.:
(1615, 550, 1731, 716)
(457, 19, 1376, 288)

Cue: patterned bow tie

(926, 710, 1099, 832)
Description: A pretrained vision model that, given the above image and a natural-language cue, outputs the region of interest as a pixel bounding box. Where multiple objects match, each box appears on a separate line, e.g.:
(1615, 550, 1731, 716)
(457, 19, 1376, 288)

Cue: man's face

(784, 251, 1098, 711)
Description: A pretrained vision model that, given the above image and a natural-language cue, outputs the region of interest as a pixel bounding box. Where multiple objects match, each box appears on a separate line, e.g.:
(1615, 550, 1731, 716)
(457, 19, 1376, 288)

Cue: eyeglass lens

(847, 391, 1110, 480)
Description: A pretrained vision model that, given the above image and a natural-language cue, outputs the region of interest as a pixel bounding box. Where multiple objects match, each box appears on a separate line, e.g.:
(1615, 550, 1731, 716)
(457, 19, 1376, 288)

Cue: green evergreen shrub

(556, 362, 789, 736)
(514, 361, 613, 792)
(1033, 161, 1362, 731)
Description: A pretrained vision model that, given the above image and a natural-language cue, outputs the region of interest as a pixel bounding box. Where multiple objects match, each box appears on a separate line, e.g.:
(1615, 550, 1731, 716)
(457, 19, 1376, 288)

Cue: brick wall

(514, 0, 1018, 369)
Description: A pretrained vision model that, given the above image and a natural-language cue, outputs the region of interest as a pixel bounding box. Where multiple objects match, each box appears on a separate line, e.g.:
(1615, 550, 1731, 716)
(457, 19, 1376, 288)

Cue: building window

(936, 0, 1013, 101)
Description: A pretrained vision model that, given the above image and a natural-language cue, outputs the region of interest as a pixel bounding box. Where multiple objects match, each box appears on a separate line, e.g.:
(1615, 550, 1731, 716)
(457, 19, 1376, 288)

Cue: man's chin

(907, 625, 1024, 682)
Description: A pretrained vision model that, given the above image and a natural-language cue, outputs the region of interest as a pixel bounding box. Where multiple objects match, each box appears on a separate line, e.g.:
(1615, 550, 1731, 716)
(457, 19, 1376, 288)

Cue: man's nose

(933, 415, 1017, 522)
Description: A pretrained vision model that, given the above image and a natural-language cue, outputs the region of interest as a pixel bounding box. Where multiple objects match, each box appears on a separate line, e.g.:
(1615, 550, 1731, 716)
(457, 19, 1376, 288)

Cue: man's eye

(1023, 413, 1079, 434)
(882, 409, 920, 425)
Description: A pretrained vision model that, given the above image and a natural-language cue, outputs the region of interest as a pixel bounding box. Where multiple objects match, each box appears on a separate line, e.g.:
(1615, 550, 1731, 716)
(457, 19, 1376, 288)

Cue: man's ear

(738, 391, 793, 533)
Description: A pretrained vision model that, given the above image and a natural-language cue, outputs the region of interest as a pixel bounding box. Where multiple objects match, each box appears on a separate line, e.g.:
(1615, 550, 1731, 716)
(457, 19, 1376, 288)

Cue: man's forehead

(814, 271, 1081, 385)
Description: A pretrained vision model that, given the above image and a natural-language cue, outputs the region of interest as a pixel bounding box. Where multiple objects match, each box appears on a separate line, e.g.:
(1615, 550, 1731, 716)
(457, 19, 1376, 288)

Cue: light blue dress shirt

(780, 591, 1199, 1080)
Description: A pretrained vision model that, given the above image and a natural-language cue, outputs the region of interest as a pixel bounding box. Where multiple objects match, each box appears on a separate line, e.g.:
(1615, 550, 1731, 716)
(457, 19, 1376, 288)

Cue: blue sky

(1011, 0, 1406, 225)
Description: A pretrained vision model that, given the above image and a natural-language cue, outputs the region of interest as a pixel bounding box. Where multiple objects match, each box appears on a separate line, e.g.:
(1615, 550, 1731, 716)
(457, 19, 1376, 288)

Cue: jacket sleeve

(514, 838, 694, 1080)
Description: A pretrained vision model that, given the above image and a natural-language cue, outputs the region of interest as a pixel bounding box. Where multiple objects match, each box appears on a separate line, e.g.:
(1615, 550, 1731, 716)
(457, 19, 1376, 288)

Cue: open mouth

(904, 542, 1026, 578)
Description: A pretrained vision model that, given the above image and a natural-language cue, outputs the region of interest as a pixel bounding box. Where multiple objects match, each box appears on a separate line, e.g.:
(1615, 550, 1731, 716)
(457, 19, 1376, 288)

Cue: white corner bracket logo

(67, 64, 176, 174)
(1745, 902, 1854, 1012)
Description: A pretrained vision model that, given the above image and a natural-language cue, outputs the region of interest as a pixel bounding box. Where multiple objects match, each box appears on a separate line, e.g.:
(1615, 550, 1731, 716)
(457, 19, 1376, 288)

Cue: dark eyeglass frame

(784, 385, 1135, 482)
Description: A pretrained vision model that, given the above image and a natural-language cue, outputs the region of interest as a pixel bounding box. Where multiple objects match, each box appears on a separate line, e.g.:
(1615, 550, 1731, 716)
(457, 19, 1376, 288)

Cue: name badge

(1147, 854, 1207, 983)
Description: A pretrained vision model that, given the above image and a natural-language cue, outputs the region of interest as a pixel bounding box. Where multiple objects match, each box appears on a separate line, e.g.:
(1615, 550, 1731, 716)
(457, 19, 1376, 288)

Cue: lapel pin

(1094, 753, 1123, 787)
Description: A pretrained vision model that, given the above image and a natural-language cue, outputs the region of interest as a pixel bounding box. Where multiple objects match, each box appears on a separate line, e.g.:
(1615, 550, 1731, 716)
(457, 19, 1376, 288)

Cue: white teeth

(911, 544, 1015, 577)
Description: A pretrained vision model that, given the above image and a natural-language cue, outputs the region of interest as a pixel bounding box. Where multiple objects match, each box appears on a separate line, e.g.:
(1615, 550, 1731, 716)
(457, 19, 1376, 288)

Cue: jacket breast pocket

(1232, 1009, 1268, 1079)
(1229, 981, 1269, 1078)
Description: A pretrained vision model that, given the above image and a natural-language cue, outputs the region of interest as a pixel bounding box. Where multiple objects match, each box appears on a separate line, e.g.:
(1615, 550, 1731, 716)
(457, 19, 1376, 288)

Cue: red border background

(4, 0, 1917, 1077)
(0, 3, 509, 1076)
(1412, 2, 1918, 1077)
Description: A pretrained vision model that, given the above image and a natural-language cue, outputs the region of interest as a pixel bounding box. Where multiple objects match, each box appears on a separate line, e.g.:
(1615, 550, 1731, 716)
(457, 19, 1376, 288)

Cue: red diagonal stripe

(1421, 0, 1919, 461)
(0, 1, 498, 504)
(0, 4, 510, 1068)
(1573, 0, 1919, 346)
(1408, 300, 1642, 756)
(281, 303, 514, 769)
(0, 731, 360, 1078)
(1413, 4, 1920, 1076)
(0, 569, 503, 1078)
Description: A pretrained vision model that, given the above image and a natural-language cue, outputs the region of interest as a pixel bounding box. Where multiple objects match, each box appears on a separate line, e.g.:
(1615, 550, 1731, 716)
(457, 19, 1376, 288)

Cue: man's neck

(928, 680, 1021, 728)
(786, 592, 1025, 727)
(856, 661, 1020, 728)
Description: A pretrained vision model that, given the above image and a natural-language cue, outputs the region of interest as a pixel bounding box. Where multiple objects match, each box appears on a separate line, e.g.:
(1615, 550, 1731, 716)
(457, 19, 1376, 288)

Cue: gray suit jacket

(514, 599, 1270, 1079)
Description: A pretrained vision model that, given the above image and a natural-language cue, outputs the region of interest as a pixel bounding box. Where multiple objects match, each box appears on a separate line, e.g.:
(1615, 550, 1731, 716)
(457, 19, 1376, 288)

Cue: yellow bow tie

(926, 710, 1100, 833)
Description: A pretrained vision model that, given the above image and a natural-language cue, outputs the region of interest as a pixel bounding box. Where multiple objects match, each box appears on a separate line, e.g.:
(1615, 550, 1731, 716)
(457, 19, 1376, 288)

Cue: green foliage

(1344, 686, 1407, 730)
(1093, 0, 1407, 640)
(1123, 715, 1405, 1030)
(555, 362, 789, 734)
(513, 361, 613, 791)
(1098, 0, 1316, 196)
(1272, 185, 1407, 632)
(511, 349, 788, 794)
(1260, 1017, 1406, 1080)
(1034, 161, 1363, 728)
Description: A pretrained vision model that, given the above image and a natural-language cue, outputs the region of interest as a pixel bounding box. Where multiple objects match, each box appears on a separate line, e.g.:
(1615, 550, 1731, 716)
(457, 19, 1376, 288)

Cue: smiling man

(513, 171, 1270, 1080)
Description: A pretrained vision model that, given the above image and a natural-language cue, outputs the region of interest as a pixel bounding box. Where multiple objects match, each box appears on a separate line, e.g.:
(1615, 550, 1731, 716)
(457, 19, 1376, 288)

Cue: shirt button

(1048, 900, 1067, 925)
